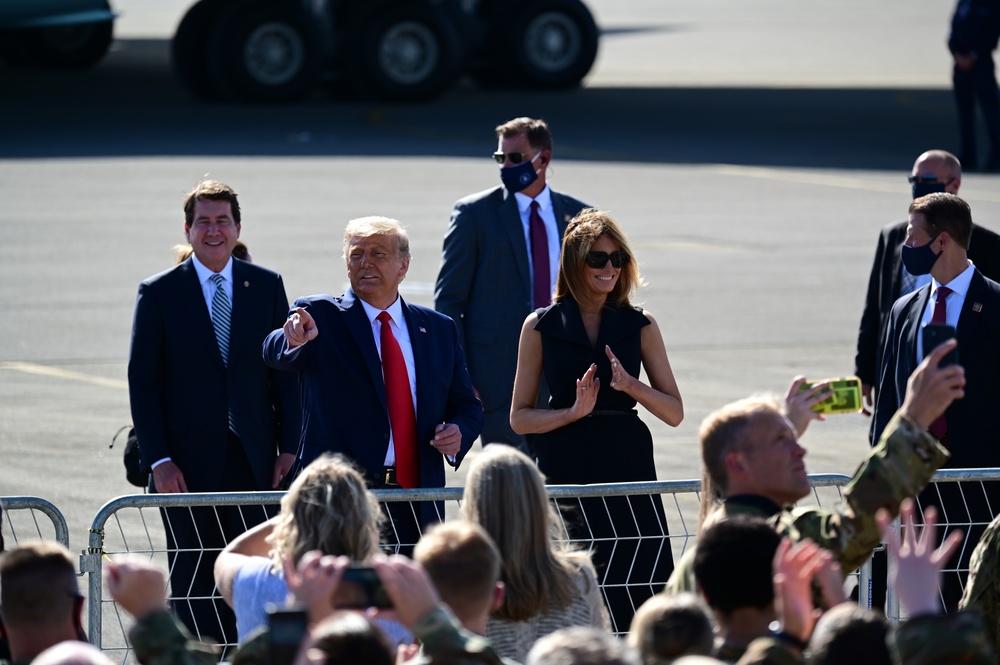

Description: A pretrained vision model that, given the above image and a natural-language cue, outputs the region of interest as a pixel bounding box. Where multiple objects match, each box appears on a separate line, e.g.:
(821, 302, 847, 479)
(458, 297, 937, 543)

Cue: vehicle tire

(474, 0, 598, 89)
(345, 2, 464, 102)
(208, 0, 323, 102)
(172, 0, 229, 100)
(0, 19, 113, 69)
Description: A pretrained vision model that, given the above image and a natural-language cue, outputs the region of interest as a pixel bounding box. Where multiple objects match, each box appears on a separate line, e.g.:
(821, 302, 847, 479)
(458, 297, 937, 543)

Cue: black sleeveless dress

(531, 298, 674, 632)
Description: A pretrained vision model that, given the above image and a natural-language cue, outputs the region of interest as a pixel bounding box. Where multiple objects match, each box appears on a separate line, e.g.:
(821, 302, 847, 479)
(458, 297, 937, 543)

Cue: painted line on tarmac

(712, 164, 1000, 202)
(0, 361, 127, 390)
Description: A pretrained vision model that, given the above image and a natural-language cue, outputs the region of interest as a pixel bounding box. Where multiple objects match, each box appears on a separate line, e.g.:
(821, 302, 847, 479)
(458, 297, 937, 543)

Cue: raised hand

(900, 339, 965, 429)
(283, 306, 318, 348)
(784, 376, 831, 438)
(570, 363, 599, 420)
(606, 345, 636, 393)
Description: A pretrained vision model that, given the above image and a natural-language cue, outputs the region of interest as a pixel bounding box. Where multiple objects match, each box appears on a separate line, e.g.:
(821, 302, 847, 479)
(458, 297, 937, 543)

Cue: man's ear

(491, 581, 505, 613)
(724, 450, 746, 476)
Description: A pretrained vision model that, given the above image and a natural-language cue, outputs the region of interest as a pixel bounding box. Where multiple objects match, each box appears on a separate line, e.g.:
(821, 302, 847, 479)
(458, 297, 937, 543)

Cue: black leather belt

(587, 409, 638, 417)
(382, 466, 400, 487)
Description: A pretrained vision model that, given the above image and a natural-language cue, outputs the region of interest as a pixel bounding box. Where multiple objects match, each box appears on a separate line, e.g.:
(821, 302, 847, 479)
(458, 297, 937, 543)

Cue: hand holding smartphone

(922, 324, 959, 366)
(798, 377, 863, 414)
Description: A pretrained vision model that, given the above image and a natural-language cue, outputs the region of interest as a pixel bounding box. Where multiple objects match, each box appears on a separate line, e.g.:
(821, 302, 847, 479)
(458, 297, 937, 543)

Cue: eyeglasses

(908, 173, 954, 185)
(492, 150, 535, 164)
(585, 251, 630, 269)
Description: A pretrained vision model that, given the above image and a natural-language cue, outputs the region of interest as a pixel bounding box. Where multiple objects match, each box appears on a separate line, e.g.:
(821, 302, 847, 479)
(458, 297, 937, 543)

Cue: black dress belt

(587, 409, 638, 417)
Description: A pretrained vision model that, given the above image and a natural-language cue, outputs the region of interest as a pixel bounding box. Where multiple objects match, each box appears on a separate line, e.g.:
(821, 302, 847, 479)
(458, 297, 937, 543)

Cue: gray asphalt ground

(3, 0, 1000, 569)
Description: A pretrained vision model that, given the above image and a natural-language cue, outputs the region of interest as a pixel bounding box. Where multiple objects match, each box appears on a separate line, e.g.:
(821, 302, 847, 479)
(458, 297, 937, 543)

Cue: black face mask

(900, 233, 942, 275)
(912, 180, 946, 199)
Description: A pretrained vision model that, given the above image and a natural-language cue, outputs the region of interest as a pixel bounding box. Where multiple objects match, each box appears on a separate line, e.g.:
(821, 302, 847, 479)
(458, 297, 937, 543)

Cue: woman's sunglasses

(585, 251, 630, 269)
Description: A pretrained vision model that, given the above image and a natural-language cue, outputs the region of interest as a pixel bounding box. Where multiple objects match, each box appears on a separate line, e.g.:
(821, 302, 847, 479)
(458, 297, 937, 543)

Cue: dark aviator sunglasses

(585, 251, 630, 269)
(492, 150, 535, 164)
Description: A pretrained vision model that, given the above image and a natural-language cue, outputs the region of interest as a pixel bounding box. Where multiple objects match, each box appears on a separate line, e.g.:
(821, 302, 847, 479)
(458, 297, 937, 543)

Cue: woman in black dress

(510, 208, 683, 632)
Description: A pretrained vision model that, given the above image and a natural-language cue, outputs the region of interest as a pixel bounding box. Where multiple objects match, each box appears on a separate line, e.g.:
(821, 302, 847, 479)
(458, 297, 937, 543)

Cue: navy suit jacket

(434, 185, 588, 438)
(128, 257, 300, 492)
(873, 268, 1000, 468)
(855, 220, 1000, 387)
(263, 289, 483, 491)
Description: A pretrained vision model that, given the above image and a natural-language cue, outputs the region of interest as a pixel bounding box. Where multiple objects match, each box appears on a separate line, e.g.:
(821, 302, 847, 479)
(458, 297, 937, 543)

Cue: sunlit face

(345, 234, 409, 308)
(904, 212, 941, 250)
(584, 234, 621, 297)
(734, 410, 810, 506)
(184, 199, 240, 272)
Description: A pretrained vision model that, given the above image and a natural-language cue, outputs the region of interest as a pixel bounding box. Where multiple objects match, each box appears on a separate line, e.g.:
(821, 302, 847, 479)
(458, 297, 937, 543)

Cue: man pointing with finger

(264, 216, 483, 543)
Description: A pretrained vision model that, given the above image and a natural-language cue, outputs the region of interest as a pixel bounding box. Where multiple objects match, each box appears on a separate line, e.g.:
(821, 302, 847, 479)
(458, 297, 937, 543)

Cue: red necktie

(377, 311, 419, 488)
(928, 286, 953, 440)
(529, 200, 551, 308)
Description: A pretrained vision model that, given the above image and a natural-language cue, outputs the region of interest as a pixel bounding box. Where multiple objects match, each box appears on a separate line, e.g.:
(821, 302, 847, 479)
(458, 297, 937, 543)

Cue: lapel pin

(244, 281, 249, 287)
(973, 302, 983, 312)
(419, 326, 427, 333)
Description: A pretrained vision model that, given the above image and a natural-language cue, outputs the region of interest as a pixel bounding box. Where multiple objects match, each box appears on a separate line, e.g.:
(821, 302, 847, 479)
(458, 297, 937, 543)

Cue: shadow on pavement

(0, 38, 959, 169)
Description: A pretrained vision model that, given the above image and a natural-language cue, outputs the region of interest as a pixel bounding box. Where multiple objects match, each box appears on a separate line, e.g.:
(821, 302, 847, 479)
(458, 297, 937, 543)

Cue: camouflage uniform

(121, 609, 219, 665)
(735, 610, 993, 665)
(960, 512, 1000, 656)
(665, 413, 949, 594)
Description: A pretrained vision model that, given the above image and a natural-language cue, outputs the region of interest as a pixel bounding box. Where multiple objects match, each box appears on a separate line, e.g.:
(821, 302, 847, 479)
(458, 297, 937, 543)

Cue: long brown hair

(462, 445, 594, 620)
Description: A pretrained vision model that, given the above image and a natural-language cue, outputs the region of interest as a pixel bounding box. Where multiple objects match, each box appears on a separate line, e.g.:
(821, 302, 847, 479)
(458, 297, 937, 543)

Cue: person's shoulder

(550, 189, 590, 212)
(140, 261, 188, 288)
(889, 284, 927, 317)
(454, 185, 506, 208)
(236, 258, 281, 281)
(406, 300, 456, 326)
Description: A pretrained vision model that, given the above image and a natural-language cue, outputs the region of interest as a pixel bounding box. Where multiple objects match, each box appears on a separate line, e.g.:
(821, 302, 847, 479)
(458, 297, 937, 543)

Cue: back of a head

(414, 520, 501, 627)
(628, 593, 714, 665)
(692, 516, 780, 615)
(808, 604, 891, 665)
(0, 540, 80, 629)
(270, 453, 383, 568)
(307, 611, 393, 665)
(526, 627, 640, 665)
(462, 444, 579, 620)
(32, 642, 114, 665)
(908, 192, 973, 250)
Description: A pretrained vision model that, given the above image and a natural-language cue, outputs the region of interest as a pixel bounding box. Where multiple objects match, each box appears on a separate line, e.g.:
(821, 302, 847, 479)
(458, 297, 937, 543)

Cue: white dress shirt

(915, 261, 975, 360)
(359, 296, 417, 467)
(514, 185, 560, 306)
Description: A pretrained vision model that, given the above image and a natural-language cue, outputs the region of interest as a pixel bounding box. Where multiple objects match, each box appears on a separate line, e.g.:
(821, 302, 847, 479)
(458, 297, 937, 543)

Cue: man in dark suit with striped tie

(128, 180, 299, 644)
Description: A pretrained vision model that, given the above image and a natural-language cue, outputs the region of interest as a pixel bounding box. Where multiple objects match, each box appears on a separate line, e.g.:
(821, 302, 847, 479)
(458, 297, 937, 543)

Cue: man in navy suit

(435, 117, 588, 455)
(128, 180, 300, 643)
(874, 192, 1000, 609)
(263, 216, 483, 541)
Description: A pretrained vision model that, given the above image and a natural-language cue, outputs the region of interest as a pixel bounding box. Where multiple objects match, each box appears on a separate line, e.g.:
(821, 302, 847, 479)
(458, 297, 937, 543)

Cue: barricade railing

(883, 467, 1000, 621)
(0, 495, 70, 548)
(83, 474, 854, 661)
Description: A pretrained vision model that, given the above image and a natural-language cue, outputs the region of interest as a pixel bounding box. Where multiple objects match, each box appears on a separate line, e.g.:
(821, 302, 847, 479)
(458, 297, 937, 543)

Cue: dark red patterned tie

(377, 311, 419, 488)
(530, 200, 551, 308)
(929, 286, 953, 440)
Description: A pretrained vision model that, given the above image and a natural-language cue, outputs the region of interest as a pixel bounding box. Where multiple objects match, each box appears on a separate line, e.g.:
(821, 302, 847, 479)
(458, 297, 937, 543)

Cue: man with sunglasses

(435, 117, 588, 456)
(854, 150, 1000, 417)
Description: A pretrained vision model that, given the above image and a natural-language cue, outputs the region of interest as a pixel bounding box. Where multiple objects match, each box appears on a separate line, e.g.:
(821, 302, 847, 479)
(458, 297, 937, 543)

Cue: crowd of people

(3, 114, 1000, 664)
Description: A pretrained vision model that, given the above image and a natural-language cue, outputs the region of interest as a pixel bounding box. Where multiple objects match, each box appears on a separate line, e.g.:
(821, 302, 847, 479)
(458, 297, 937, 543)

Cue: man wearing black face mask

(435, 117, 588, 456)
(873, 192, 1000, 611)
(854, 150, 1000, 417)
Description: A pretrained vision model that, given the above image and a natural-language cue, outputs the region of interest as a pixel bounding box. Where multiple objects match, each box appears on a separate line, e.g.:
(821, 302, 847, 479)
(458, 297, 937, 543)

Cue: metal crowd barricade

(0, 495, 70, 548)
(884, 468, 1000, 621)
(84, 474, 855, 660)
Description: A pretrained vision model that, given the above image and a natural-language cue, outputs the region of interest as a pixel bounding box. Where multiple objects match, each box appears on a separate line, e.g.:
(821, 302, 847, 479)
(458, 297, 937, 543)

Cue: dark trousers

(155, 433, 269, 645)
(953, 55, 1000, 165)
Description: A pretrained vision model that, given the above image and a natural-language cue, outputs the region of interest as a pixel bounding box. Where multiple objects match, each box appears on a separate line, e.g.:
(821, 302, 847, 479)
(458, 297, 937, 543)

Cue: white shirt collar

(932, 260, 975, 298)
(514, 184, 553, 214)
(359, 293, 405, 327)
(190, 254, 234, 284)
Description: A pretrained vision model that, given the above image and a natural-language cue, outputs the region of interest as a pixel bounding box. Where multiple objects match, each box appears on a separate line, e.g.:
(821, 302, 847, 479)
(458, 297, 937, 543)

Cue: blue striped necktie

(210, 273, 237, 434)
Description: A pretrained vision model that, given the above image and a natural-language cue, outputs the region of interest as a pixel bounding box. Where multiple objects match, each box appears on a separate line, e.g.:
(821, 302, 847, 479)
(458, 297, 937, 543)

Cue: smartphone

(268, 607, 308, 665)
(333, 564, 392, 609)
(799, 377, 863, 414)
(922, 324, 959, 367)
